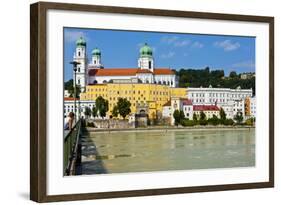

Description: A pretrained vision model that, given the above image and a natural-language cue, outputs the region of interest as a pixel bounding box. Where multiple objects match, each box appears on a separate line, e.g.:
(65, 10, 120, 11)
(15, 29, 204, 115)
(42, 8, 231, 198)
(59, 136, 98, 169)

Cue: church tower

(73, 37, 87, 92)
(91, 48, 103, 68)
(138, 43, 154, 72)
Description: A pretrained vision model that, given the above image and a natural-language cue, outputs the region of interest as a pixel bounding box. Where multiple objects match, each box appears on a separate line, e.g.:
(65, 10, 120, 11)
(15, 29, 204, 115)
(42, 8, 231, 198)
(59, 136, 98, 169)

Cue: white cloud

(161, 36, 204, 49)
(161, 36, 179, 45)
(174, 40, 191, 47)
(191, 41, 204, 48)
(160, 51, 175, 59)
(232, 60, 255, 68)
(214, 40, 240, 51)
(64, 31, 89, 43)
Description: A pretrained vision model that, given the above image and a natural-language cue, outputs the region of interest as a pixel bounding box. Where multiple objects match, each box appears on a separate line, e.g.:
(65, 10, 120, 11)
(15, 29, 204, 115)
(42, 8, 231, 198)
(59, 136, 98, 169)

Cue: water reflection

(80, 129, 255, 175)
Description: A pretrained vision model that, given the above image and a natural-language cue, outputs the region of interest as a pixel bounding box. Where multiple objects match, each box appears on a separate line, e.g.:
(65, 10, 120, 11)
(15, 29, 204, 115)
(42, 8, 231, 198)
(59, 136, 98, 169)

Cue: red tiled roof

(88, 68, 175, 76)
(182, 99, 193, 106)
(136, 69, 153, 74)
(64, 97, 79, 101)
(193, 105, 220, 111)
(154, 68, 175, 75)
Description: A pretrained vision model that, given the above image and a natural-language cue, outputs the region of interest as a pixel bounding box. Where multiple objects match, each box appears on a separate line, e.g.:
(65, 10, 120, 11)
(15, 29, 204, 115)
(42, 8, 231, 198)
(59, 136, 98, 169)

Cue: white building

(187, 85, 252, 106)
(71, 38, 177, 89)
(182, 99, 193, 120)
(72, 37, 88, 92)
(64, 97, 95, 119)
(250, 97, 256, 117)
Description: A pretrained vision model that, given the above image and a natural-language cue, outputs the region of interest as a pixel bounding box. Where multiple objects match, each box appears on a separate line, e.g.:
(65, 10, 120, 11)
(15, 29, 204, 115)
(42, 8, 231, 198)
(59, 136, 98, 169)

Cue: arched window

(78, 67, 80, 72)
(78, 79, 80, 84)
(93, 80, 98, 84)
(103, 80, 107, 83)
(78, 51, 81, 56)
(148, 61, 151, 69)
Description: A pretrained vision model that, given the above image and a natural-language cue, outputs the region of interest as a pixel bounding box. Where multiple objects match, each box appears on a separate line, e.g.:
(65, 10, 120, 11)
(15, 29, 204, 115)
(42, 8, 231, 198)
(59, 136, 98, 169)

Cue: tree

(219, 108, 226, 121)
(84, 106, 91, 119)
(112, 105, 119, 118)
(199, 111, 206, 121)
(229, 71, 238, 78)
(193, 113, 198, 121)
(234, 112, 243, 124)
(173, 110, 181, 126)
(95, 96, 109, 118)
(92, 107, 97, 118)
(116, 98, 131, 119)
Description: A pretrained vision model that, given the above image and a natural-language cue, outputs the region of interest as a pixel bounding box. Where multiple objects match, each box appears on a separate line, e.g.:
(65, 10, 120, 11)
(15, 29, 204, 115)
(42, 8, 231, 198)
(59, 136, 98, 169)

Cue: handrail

(64, 119, 82, 175)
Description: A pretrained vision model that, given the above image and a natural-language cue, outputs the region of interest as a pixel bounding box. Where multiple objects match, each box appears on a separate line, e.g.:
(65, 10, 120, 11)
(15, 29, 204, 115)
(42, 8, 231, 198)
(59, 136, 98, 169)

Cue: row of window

(190, 93, 250, 98)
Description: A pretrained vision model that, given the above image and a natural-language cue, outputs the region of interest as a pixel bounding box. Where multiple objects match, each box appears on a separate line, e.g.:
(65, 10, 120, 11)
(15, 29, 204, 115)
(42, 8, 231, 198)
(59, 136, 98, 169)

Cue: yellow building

(245, 96, 251, 116)
(80, 83, 186, 119)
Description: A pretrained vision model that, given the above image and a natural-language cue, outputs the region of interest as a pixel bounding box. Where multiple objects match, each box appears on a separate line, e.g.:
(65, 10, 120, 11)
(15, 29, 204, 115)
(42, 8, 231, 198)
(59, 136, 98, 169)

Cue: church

(72, 37, 177, 92)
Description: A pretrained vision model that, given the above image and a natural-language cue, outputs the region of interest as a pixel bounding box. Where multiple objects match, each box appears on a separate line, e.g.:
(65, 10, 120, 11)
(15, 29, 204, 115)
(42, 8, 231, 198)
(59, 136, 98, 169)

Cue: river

(80, 128, 255, 175)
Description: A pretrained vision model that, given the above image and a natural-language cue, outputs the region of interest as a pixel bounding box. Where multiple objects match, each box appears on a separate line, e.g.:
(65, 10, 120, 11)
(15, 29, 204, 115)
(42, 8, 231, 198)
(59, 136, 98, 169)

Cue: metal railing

(64, 119, 82, 176)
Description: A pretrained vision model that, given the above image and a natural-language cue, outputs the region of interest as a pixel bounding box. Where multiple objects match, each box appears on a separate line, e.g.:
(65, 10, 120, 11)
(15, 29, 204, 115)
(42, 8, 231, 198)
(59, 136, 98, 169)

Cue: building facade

(187, 86, 252, 106)
(64, 97, 95, 119)
(80, 83, 186, 119)
(71, 37, 177, 89)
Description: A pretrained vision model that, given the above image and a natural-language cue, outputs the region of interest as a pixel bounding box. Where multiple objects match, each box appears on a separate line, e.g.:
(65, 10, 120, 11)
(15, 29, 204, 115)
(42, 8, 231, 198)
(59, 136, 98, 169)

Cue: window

(149, 61, 151, 69)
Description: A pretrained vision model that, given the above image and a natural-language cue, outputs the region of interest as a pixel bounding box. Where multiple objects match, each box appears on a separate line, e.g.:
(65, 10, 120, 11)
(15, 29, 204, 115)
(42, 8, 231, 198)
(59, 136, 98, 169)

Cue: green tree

(199, 111, 206, 120)
(173, 110, 181, 126)
(112, 105, 119, 118)
(234, 112, 243, 124)
(193, 113, 198, 121)
(116, 98, 131, 119)
(229, 71, 238, 78)
(84, 106, 91, 119)
(208, 114, 220, 125)
(219, 108, 226, 121)
(92, 107, 97, 118)
(95, 96, 109, 118)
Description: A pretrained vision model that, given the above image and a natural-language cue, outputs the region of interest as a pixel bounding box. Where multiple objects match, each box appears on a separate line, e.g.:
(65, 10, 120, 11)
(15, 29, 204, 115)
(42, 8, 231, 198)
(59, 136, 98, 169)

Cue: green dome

(139, 43, 153, 57)
(76, 37, 86, 47)
(91, 48, 101, 56)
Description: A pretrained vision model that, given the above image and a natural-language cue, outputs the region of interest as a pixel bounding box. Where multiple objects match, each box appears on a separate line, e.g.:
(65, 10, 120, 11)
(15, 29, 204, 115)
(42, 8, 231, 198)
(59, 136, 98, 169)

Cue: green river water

(80, 129, 255, 175)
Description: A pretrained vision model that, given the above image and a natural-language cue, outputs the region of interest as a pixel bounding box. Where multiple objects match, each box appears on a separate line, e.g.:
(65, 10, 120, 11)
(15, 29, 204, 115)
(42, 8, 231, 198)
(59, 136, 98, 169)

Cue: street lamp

(70, 61, 80, 122)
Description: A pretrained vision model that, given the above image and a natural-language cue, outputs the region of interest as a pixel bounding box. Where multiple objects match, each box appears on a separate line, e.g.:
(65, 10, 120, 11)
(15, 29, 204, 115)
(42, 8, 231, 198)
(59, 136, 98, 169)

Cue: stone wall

(88, 119, 135, 129)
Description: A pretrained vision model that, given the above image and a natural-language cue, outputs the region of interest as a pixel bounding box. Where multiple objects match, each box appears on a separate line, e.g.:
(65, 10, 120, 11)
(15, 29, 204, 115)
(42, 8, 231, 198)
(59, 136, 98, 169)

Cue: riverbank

(86, 125, 255, 133)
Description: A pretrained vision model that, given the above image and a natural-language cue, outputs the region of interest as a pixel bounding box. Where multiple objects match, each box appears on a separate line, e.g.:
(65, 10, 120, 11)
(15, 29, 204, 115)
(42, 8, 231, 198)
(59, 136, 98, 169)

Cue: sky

(64, 27, 255, 81)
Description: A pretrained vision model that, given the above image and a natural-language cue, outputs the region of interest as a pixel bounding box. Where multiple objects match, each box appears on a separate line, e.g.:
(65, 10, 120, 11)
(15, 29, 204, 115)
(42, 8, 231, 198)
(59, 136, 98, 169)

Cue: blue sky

(64, 27, 255, 81)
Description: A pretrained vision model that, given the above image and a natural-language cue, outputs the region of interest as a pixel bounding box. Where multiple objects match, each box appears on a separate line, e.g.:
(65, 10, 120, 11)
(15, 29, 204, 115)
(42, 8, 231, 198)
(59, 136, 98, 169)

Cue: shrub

(181, 119, 196, 126)
(199, 119, 208, 126)
(223, 119, 234, 126)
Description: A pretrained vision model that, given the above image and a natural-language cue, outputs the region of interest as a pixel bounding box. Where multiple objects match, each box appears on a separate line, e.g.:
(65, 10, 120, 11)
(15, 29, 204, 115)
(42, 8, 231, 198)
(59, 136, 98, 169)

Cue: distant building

(64, 90, 71, 97)
(193, 105, 220, 120)
(71, 37, 177, 91)
(80, 83, 186, 119)
(64, 97, 95, 119)
(187, 86, 252, 106)
(240, 72, 255, 80)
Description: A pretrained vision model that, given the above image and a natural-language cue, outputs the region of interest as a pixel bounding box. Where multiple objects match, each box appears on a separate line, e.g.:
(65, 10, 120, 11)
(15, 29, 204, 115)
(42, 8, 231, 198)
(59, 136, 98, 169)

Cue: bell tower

(73, 36, 87, 92)
(138, 43, 154, 72)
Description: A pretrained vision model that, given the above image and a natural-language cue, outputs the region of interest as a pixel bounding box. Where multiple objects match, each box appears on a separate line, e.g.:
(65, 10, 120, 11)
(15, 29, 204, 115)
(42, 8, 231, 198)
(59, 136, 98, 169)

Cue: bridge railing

(64, 119, 82, 175)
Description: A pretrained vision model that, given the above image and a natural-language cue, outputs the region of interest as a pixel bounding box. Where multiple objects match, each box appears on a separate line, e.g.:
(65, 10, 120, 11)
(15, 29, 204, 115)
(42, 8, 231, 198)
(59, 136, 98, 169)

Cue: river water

(80, 129, 255, 175)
